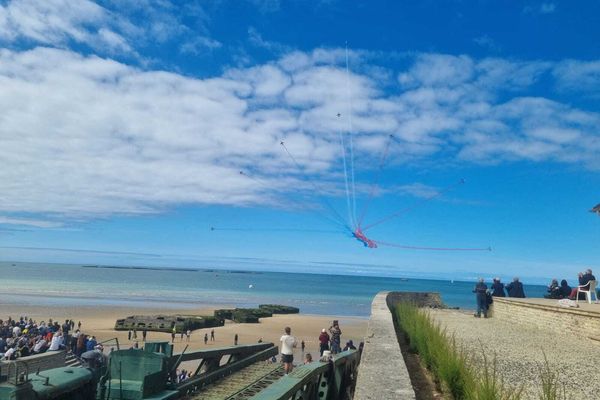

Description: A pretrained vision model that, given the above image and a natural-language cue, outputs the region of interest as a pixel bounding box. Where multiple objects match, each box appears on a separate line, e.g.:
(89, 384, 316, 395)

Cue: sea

(0, 262, 548, 317)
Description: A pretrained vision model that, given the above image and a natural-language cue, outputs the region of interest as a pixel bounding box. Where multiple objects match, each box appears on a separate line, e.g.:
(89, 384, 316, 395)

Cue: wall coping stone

(494, 297, 600, 319)
(354, 291, 416, 400)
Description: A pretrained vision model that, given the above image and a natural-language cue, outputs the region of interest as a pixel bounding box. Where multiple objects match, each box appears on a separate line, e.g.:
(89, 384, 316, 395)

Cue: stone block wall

(386, 291, 445, 309)
(492, 298, 600, 340)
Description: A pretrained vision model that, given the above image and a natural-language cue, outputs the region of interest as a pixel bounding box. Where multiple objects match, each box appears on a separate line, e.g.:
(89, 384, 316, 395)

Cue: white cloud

(0, 0, 129, 52)
(523, 2, 557, 15)
(553, 60, 600, 92)
(540, 2, 557, 14)
(0, 47, 599, 224)
(399, 54, 474, 87)
(396, 183, 440, 199)
(179, 36, 222, 54)
(473, 35, 501, 52)
(0, 216, 63, 228)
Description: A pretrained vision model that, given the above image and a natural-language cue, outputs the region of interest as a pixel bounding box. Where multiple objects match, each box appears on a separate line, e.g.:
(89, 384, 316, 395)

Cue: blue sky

(0, 0, 599, 282)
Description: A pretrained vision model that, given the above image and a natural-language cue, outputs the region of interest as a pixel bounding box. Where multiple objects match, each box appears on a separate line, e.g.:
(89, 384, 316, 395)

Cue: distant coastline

(80, 264, 262, 274)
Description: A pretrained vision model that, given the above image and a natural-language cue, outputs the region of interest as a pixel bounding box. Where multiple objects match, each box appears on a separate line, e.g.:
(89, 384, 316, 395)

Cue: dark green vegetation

(394, 302, 567, 400)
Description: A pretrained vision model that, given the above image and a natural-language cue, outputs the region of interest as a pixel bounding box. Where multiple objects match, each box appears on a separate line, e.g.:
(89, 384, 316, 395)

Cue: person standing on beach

(329, 322, 342, 354)
(210, 329, 215, 341)
(473, 278, 488, 318)
(142, 329, 147, 341)
(186, 330, 191, 342)
(318, 329, 330, 356)
(234, 334, 238, 345)
(128, 329, 132, 341)
(204, 333, 208, 345)
(171, 327, 176, 343)
(280, 326, 297, 374)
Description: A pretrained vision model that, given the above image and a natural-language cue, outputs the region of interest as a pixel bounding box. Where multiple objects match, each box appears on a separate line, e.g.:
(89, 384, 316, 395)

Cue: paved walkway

(354, 292, 415, 400)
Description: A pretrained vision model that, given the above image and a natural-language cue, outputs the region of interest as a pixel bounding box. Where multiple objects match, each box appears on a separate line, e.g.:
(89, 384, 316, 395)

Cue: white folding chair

(576, 280, 598, 304)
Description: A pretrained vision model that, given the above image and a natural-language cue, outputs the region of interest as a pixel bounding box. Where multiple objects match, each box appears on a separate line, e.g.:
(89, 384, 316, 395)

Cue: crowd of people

(473, 268, 597, 318)
(277, 321, 362, 374)
(0, 317, 103, 361)
(544, 269, 596, 300)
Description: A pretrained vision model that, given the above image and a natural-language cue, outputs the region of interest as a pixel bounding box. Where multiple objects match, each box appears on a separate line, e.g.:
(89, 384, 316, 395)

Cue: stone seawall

(386, 291, 445, 309)
(491, 298, 600, 340)
(354, 291, 416, 400)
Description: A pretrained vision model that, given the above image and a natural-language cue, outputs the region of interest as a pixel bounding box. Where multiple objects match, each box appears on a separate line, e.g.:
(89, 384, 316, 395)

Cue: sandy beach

(0, 303, 368, 363)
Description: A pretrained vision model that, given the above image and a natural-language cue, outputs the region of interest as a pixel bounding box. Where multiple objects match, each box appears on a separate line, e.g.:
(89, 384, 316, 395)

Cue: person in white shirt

(280, 326, 297, 374)
(49, 332, 63, 351)
(3, 346, 16, 360)
(33, 338, 47, 354)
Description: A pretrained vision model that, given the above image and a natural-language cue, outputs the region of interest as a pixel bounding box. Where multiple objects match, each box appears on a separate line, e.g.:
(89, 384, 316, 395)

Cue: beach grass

(537, 352, 567, 400)
(394, 302, 528, 400)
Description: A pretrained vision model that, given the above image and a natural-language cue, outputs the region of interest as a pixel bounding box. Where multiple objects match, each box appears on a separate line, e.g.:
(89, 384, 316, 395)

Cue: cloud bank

(0, 44, 599, 225)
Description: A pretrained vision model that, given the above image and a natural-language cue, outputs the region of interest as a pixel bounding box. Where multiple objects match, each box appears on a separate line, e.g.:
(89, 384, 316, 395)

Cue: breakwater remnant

(214, 304, 300, 324)
(115, 304, 300, 332)
(115, 314, 223, 333)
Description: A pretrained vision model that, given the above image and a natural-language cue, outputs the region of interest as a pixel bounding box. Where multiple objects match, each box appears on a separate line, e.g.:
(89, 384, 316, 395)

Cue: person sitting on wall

(491, 277, 506, 297)
(569, 269, 596, 300)
(506, 277, 526, 298)
(559, 279, 572, 298)
(544, 279, 561, 299)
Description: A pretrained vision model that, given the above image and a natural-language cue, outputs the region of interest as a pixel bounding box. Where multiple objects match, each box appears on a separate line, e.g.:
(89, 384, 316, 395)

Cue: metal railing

(249, 349, 360, 400)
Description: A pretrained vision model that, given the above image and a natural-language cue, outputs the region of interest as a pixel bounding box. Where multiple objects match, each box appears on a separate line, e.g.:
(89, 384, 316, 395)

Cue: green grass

(394, 302, 566, 400)
(537, 352, 567, 400)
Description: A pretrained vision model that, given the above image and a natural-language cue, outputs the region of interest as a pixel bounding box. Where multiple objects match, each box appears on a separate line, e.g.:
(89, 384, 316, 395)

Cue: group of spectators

(545, 269, 596, 300)
(473, 277, 526, 318)
(0, 316, 100, 361)
(474, 268, 597, 318)
(318, 321, 343, 356)
(279, 323, 361, 375)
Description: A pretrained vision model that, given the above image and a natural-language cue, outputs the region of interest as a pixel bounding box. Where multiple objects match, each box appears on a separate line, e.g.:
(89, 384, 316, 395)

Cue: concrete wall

(354, 291, 416, 400)
(0, 351, 66, 380)
(386, 291, 445, 309)
(492, 298, 600, 340)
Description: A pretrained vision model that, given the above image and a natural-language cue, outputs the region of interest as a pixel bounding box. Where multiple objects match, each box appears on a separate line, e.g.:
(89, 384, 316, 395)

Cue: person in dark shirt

(473, 278, 488, 318)
(0, 337, 7, 354)
(569, 269, 596, 299)
(559, 280, 571, 298)
(318, 329, 330, 356)
(583, 269, 596, 284)
(544, 279, 561, 299)
(506, 277, 526, 298)
(490, 278, 506, 297)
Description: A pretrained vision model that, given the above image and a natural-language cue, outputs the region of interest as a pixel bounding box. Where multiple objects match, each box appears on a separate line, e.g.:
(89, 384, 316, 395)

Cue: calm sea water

(0, 262, 548, 316)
